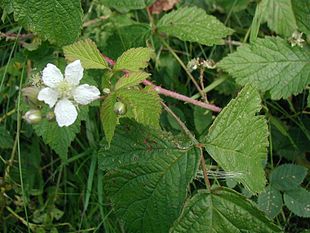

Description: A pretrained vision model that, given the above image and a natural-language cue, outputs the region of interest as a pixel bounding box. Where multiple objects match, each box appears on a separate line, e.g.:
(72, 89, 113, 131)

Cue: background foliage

(0, 0, 310, 232)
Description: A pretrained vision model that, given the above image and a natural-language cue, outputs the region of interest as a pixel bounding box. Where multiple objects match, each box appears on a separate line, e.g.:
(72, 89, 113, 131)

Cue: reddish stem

(143, 80, 221, 112)
(101, 54, 222, 113)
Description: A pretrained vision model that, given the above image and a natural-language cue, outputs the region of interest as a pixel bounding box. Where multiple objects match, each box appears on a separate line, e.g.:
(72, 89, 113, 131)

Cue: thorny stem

(102, 54, 222, 112)
(161, 102, 211, 190)
(143, 80, 221, 112)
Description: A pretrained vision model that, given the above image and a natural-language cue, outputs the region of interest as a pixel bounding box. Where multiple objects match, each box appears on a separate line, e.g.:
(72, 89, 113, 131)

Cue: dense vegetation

(0, 0, 309, 232)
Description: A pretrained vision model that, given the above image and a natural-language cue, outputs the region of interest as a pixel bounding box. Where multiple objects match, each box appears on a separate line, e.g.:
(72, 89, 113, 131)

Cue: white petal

(54, 99, 78, 127)
(64, 60, 84, 86)
(42, 64, 63, 88)
(37, 87, 59, 108)
(73, 84, 100, 105)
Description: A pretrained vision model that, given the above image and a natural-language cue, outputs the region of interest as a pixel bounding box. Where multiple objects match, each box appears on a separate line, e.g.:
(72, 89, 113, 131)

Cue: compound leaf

(113, 47, 155, 72)
(218, 37, 310, 100)
(257, 185, 283, 218)
(13, 0, 82, 46)
(63, 39, 109, 69)
(270, 164, 308, 191)
(203, 85, 268, 193)
(157, 6, 233, 46)
(102, 120, 200, 233)
(171, 188, 282, 233)
(284, 187, 310, 218)
(117, 87, 161, 128)
(115, 71, 149, 90)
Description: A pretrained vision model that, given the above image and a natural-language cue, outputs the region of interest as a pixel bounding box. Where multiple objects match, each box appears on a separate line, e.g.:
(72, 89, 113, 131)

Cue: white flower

(37, 60, 100, 127)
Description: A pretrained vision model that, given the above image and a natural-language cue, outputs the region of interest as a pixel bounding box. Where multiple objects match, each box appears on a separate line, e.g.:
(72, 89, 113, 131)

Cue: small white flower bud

(23, 110, 42, 124)
(22, 86, 40, 106)
(113, 102, 127, 115)
(102, 88, 111, 95)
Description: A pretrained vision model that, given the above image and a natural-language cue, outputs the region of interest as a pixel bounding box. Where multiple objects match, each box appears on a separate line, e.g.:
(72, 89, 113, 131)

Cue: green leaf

(203, 85, 268, 193)
(115, 72, 149, 90)
(292, 1, 310, 35)
(113, 47, 154, 72)
(284, 187, 310, 218)
(101, 0, 155, 12)
(258, 0, 297, 37)
(193, 107, 212, 137)
(33, 107, 88, 161)
(218, 37, 310, 100)
(0, 126, 13, 149)
(102, 120, 200, 233)
(101, 93, 117, 145)
(157, 6, 233, 46)
(171, 188, 282, 233)
(270, 164, 308, 191)
(257, 185, 283, 218)
(117, 87, 161, 128)
(13, 0, 83, 46)
(63, 39, 109, 69)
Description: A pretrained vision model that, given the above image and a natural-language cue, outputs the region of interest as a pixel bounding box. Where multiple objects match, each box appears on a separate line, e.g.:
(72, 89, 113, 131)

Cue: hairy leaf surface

(117, 87, 161, 128)
(63, 39, 109, 69)
(13, 0, 82, 46)
(218, 37, 310, 99)
(113, 47, 154, 72)
(115, 72, 149, 90)
(157, 6, 233, 46)
(171, 188, 282, 233)
(101, 93, 117, 145)
(102, 120, 200, 233)
(204, 85, 268, 193)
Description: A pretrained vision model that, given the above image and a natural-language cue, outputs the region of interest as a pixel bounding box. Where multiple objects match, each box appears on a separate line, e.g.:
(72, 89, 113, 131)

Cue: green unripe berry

(113, 101, 127, 115)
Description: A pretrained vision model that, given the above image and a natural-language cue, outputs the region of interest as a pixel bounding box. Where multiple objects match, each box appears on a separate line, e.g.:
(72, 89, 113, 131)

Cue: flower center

(57, 81, 73, 98)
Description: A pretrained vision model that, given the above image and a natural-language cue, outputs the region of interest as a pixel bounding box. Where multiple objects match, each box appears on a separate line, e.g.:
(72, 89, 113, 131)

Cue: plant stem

(160, 39, 207, 100)
(161, 102, 211, 190)
(101, 53, 222, 112)
(191, 76, 227, 100)
(144, 80, 221, 112)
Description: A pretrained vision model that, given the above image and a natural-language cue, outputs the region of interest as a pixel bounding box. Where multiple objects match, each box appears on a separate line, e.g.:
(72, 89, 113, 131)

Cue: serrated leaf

(157, 6, 233, 46)
(101, 0, 155, 12)
(171, 188, 282, 233)
(13, 0, 82, 46)
(102, 120, 200, 233)
(63, 39, 109, 69)
(117, 87, 161, 128)
(33, 107, 88, 161)
(101, 93, 117, 144)
(0, 126, 13, 149)
(113, 47, 154, 72)
(284, 187, 310, 218)
(270, 164, 308, 191)
(292, 1, 310, 35)
(203, 85, 268, 193)
(258, 0, 297, 37)
(257, 185, 283, 218)
(115, 72, 149, 90)
(218, 37, 310, 100)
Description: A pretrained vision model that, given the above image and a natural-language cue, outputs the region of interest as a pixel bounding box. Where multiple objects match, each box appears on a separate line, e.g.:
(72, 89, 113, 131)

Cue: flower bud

(22, 86, 40, 106)
(102, 88, 111, 95)
(23, 109, 42, 124)
(46, 111, 55, 121)
(113, 102, 127, 115)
